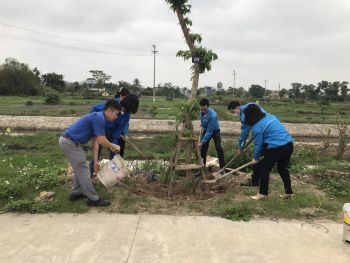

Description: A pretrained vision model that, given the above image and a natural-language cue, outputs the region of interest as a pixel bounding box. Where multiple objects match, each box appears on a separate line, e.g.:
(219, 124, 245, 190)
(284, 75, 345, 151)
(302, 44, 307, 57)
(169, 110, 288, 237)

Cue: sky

(0, 0, 349, 90)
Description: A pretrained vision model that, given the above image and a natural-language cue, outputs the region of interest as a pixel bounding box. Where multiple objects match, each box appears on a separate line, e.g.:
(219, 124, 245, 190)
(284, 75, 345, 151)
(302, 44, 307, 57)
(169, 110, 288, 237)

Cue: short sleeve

(92, 113, 105, 136)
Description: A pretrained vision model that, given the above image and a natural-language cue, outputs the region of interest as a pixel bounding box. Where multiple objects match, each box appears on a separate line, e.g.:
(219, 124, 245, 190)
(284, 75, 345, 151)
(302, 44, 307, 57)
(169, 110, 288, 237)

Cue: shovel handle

(219, 137, 254, 173)
(124, 136, 146, 158)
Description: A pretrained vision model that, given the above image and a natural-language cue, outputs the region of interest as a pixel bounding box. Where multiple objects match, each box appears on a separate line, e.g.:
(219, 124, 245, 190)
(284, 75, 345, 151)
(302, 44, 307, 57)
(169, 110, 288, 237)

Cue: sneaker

(250, 193, 267, 200)
(87, 198, 111, 207)
(69, 193, 86, 202)
(279, 193, 294, 199)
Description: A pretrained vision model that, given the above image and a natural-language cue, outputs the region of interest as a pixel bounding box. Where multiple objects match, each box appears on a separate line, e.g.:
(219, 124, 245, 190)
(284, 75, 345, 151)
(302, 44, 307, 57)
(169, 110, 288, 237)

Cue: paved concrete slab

(0, 213, 349, 263)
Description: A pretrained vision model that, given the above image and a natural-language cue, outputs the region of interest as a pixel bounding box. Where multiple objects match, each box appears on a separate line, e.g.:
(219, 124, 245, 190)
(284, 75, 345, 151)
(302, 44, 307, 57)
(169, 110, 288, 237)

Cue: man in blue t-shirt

(89, 94, 139, 177)
(227, 100, 267, 187)
(59, 100, 121, 207)
(198, 98, 225, 171)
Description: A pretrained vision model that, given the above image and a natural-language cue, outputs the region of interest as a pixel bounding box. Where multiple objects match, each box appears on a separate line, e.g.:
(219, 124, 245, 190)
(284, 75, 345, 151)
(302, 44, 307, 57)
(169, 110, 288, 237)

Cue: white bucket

(97, 155, 131, 188)
(343, 203, 350, 245)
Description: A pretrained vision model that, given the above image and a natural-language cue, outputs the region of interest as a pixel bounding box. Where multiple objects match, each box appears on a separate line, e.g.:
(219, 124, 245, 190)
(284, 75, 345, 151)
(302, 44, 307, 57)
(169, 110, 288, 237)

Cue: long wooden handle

(219, 137, 254, 173)
(124, 137, 146, 158)
(202, 157, 264, 184)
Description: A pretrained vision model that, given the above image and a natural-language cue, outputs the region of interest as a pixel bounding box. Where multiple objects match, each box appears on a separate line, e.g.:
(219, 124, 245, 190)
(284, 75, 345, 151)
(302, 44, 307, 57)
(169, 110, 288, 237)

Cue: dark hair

(199, 98, 209, 107)
(115, 87, 130, 98)
(227, 101, 240, 110)
(120, 94, 139, 114)
(243, 104, 266, 126)
(104, 99, 122, 111)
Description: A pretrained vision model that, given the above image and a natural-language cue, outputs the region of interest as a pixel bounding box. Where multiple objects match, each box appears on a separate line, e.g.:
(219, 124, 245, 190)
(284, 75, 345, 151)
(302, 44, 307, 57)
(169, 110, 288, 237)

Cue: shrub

(5, 199, 53, 213)
(26, 100, 34, 106)
(0, 180, 23, 199)
(44, 89, 60, 104)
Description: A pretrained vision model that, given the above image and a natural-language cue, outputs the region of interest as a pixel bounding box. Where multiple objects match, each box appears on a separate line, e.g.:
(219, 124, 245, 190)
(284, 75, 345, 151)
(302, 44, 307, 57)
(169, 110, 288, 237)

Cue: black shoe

(87, 198, 111, 207)
(69, 193, 86, 202)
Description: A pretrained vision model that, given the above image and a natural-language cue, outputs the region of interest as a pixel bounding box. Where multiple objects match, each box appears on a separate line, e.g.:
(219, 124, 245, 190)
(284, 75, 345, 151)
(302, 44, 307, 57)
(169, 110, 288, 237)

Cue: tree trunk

(176, 7, 199, 101)
(190, 64, 200, 100)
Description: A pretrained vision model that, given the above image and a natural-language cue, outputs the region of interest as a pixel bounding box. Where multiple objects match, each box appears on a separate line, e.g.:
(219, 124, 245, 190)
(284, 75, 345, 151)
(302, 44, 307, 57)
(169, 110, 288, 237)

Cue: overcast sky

(1, 0, 349, 90)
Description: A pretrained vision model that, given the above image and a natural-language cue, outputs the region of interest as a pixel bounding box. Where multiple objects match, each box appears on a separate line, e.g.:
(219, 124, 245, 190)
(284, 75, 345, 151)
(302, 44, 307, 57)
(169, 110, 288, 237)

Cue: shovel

(218, 137, 254, 174)
(203, 157, 264, 184)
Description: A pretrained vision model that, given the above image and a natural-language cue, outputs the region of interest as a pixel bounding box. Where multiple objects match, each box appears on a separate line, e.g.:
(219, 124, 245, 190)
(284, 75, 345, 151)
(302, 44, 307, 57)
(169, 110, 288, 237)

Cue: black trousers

(257, 142, 294, 195)
(201, 130, 225, 168)
(119, 138, 126, 157)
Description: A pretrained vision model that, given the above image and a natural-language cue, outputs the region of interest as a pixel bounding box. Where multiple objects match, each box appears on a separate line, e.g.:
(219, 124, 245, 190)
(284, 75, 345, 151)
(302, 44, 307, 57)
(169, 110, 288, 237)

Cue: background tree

(0, 58, 40, 95)
(41, 72, 65, 92)
(288, 83, 302, 99)
(301, 84, 317, 100)
(278, 88, 289, 99)
(165, 0, 218, 100)
(340, 81, 349, 101)
(248, 84, 265, 98)
(87, 70, 111, 89)
(233, 87, 248, 98)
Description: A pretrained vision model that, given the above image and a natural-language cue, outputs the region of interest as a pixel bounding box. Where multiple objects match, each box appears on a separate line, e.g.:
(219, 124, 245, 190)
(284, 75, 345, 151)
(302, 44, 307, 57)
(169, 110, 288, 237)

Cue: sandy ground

(0, 115, 341, 138)
(0, 213, 349, 263)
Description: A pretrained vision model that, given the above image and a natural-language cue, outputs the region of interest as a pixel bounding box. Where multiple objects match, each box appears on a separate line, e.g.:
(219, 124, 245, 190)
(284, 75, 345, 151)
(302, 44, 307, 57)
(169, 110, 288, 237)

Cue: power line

(0, 32, 152, 57)
(0, 21, 146, 51)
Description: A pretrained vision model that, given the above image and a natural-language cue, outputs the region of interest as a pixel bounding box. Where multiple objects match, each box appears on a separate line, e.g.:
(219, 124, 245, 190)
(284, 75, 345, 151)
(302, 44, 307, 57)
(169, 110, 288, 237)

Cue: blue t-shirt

(90, 102, 115, 132)
(198, 107, 220, 144)
(251, 114, 293, 160)
(90, 98, 129, 144)
(239, 103, 267, 150)
(64, 111, 106, 144)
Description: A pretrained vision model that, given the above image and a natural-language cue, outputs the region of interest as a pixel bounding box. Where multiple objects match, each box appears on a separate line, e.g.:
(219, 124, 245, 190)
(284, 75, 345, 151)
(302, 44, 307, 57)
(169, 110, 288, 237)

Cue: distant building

(200, 86, 214, 97)
(268, 90, 280, 99)
(180, 87, 191, 98)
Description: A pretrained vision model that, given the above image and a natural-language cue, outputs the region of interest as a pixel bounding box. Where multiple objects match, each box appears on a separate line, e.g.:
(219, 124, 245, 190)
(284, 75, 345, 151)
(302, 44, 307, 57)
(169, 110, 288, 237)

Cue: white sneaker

(250, 193, 267, 200)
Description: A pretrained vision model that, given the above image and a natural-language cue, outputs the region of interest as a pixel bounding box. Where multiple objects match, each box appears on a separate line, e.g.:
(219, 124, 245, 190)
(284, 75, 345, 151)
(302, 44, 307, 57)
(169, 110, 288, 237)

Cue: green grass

(0, 132, 349, 220)
(1, 95, 350, 124)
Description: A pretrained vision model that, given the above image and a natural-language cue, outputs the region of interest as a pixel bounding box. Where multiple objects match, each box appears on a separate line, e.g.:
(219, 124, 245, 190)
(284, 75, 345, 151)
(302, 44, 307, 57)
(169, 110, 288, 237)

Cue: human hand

(236, 149, 242, 155)
(110, 143, 120, 153)
(94, 162, 100, 174)
(251, 159, 259, 165)
(198, 143, 202, 149)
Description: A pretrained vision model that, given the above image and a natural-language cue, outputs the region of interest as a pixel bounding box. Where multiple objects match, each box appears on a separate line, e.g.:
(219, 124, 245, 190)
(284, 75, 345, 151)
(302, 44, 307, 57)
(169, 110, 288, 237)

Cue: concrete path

(0, 213, 349, 263)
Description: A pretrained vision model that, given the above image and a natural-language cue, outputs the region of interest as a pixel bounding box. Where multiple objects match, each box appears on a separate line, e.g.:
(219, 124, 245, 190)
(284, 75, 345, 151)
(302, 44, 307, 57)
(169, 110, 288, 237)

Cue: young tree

(165, 0, 218, 100)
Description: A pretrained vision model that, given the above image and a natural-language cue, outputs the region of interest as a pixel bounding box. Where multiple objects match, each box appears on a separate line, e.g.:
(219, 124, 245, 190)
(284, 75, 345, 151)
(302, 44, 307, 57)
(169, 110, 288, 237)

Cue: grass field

(0, 95, 349, 124)
(0, 132, 349, 221)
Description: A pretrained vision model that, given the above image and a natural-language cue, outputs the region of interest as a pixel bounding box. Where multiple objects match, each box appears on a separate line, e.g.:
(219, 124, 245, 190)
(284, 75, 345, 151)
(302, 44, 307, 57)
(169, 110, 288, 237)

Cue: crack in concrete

(125, 215, 142, 263)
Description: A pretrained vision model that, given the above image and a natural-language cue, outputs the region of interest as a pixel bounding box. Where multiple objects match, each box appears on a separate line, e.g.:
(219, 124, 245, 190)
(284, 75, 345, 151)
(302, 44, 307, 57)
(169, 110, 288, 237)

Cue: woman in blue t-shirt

(243, 104, 294, 200)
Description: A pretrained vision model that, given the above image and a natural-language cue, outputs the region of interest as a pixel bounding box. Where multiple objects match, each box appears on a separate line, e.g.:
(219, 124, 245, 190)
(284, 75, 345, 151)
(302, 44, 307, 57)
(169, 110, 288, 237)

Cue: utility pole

(233, 69, 236, 96)
(278, 83, 281, 99)
(152, 45, 158, 103)
(264, 80, 267, 98)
